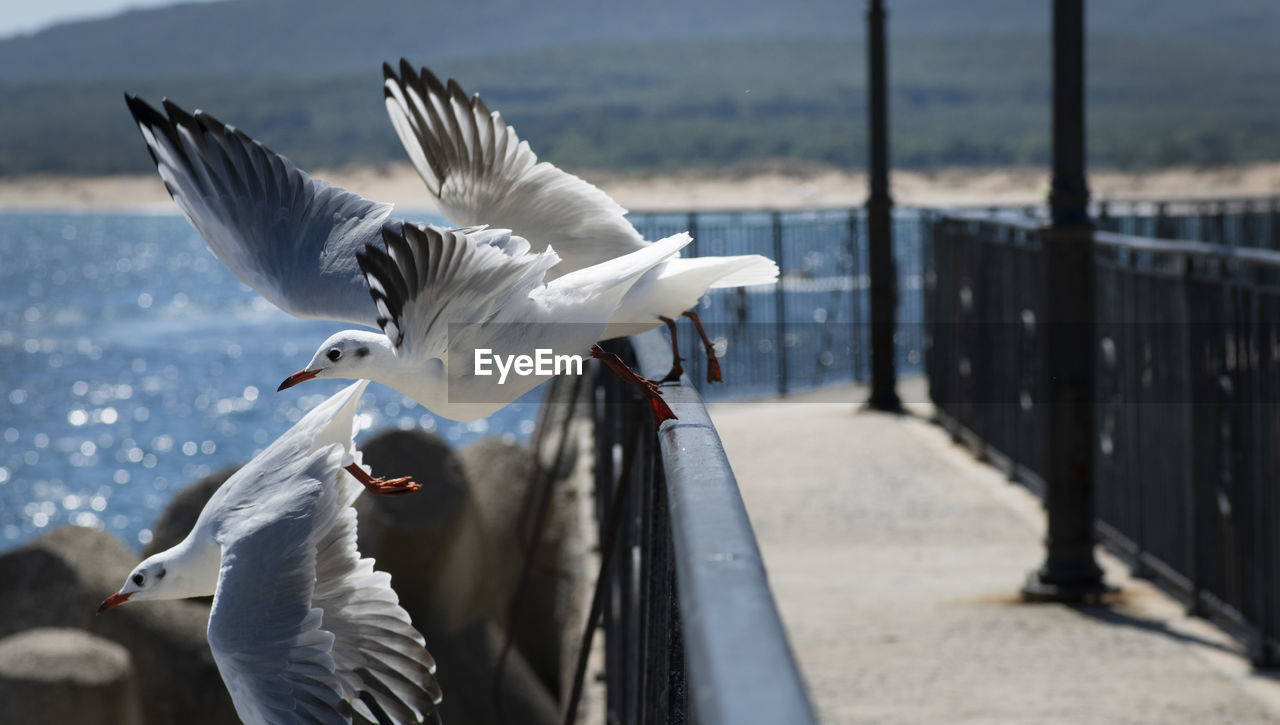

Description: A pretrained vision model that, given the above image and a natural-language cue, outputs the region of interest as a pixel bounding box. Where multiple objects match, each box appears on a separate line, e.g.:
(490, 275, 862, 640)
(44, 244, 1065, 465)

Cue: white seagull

(97, 381, 443, 724)
(382, 59, 780, 383)
(124, 95, 683, 426)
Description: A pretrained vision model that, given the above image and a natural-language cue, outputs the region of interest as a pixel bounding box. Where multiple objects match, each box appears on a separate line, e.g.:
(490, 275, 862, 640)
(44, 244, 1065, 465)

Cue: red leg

(345, 463, 421, 496)
(591, 345, 677, 429)
(681, 310, 723, 383)
(652, 316, 684, 385)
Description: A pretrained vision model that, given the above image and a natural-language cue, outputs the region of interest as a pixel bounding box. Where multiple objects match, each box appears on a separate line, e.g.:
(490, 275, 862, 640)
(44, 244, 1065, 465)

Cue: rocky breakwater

(0, 425, 589, 724)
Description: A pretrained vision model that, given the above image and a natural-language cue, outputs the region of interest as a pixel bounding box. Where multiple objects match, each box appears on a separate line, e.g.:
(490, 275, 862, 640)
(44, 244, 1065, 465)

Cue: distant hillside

(0, 0, 859, 83)
(1, 0, 1278, 83)
(0, 0, 1278, 176)
(2, 32, 1277, 177)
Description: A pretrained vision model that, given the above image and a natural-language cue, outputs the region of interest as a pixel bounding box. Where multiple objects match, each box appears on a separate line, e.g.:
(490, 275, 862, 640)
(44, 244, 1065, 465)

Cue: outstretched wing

(312, 474, 443, 724)
(125, 94, 390, 327)
(383, 60, 651, 276)
(208, 448, 350, 725)
(357, 223, 560, 361)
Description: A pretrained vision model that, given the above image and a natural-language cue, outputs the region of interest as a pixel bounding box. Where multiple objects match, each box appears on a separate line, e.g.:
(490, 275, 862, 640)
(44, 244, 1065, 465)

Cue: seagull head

(279, 330, 394, 392)
(98, 542, 220, 614)
(97, 557, 172, 614)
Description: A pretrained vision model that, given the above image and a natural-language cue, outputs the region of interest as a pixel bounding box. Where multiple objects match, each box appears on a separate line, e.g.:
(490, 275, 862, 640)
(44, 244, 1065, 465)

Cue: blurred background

(3, 2, 1280, 723)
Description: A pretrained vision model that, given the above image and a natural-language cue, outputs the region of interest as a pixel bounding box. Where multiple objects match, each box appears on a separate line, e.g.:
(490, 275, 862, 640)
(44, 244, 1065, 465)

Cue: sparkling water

(0, 212, 541, 552)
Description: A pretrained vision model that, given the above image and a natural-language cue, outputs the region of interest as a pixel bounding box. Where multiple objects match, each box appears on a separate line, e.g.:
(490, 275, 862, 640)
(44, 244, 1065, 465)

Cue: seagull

(124, 95, 683, 426)
(382, 59, 780, 383)
(97, 381, 443, 724)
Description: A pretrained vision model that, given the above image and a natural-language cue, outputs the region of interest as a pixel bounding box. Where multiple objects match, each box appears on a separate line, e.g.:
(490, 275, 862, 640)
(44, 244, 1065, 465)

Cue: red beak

(97, 592, 131, 614)
(277, 368, 320, 392)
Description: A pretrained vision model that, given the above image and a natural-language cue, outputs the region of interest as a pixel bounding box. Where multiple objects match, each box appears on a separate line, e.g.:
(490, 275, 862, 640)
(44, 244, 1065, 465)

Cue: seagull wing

(383, 60, 650, 276)
(125, 94, 391, 328)
(357, 223, 560, 362)
(207, 446, 351, 725)
(312, 473, 443, 725)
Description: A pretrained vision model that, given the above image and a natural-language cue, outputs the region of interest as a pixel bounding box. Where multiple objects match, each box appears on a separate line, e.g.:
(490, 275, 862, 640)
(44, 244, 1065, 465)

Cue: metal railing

(627, 209, 928, 397)
(1095, 196, 1280, 249)
(926, 211, 1280, 665)
(584, 329, 816, 724)
(924, 213, 1049, 493)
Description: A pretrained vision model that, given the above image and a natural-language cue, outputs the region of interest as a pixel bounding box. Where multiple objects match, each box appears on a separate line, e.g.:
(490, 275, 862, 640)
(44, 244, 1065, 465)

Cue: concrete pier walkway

(708, 378, 1280, 724)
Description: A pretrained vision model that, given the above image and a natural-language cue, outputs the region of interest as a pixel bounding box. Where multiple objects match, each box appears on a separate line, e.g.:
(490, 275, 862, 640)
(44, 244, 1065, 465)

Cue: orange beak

(277, 368, 320, 392)
(96, 592, 131, 614)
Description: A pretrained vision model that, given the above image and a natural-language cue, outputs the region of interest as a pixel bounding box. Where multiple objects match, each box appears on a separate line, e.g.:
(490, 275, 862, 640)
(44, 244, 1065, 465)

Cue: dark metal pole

(866, 0, 902, 411)
(1023, 0, 1113, 602)
(772, 211, 789, 395)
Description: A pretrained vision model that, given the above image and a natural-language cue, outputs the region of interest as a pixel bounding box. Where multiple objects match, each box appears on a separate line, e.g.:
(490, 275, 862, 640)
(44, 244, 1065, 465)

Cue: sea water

(0, 212, 541, 552)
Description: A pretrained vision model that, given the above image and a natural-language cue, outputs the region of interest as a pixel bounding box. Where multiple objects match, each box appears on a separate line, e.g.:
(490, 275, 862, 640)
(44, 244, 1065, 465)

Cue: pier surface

(709, 378, 1280, 724)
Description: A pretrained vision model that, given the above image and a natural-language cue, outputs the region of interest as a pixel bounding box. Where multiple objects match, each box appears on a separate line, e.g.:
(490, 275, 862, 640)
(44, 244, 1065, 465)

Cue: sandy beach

(2, 161, 1280, 214)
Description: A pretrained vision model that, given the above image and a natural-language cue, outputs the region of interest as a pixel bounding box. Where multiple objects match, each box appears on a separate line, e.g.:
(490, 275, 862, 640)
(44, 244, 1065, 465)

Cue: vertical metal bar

(686, 211, 703, 386)
(866, 0, 902, 411)
(849, 209, 866, 382)
(1156, 201, 1170, 239)
(1023, 0, 1112, 601)
(686, 212, 700, 259)
(1271, 197, 1280, 249)
(1246, 285, 1274, 666)
(772, 211, 788, 395)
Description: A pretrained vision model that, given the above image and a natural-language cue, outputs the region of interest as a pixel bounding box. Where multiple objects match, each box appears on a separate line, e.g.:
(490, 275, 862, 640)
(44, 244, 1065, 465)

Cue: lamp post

(866, 0, 902, 412)
(1022, 0, 1113, 602)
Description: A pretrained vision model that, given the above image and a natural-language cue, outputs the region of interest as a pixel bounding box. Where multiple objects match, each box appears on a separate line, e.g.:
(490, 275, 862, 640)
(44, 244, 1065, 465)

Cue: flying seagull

(124, 95, 682, 426)
(98, 381, 443, 724)
(382, 59, 780, 383)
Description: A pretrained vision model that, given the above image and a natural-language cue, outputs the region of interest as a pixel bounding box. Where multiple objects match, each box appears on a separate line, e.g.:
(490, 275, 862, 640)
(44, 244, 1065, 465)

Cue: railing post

(686, 211, 703, 385)
(866, 0, 902, 412)
(1023, 0, 1113, 602)
(1271, 197, 1280, 249)
(849, 210, 867, 382)
(772, 211, 788, 395)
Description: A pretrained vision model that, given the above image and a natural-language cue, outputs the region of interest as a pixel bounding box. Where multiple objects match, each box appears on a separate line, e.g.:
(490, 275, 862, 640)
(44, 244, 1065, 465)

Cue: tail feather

(549, 232, 692, 306)
(706, 255, 779, 288)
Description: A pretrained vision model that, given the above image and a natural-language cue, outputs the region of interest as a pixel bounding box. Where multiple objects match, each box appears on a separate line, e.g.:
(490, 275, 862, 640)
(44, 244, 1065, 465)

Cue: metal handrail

(1095, 229, 1280, 266)
(631, 330, 816, 725)
(590, 329, 817, 724)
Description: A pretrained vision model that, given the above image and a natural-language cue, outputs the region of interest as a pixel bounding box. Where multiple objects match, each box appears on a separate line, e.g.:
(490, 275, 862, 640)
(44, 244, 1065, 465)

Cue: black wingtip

(123, 93, 166, 130)
(380, 225, 403, 247)
(446, 77, 468, 103)
(382, 60, 396, 80)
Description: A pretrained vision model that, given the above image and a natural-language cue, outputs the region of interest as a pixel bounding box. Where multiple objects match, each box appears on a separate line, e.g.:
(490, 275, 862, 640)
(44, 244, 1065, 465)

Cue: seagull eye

(132, 574, 144, 587)
(327, 348, 342, 362)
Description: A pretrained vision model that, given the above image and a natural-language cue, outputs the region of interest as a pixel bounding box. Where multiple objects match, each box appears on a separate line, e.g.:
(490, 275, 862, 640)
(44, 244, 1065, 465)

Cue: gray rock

(144, 465, 237, 558)
(0, 627, 144, 725)
(0, 526, 237, 724)
(429, 617, 559, 725)
(357, 428, 494, 635)
(459, 437, 573, 696)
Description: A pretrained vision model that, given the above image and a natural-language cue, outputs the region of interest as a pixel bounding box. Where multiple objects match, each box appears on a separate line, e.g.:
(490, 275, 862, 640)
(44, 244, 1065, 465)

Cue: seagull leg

(681, 310, 723, 383)
(344, 463, 421, 496)
(591, 344, 677, 429)
(651, 316, 684, 385)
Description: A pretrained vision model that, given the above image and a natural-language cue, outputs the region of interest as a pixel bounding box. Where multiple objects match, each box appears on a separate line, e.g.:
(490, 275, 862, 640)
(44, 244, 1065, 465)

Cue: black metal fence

(627, 209, 927, 397)
(586, 330, 816, 724)
(926, 210, 1280, 665)
(1095, 197, 1280, 249)
(924, 214, 1048, 493)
